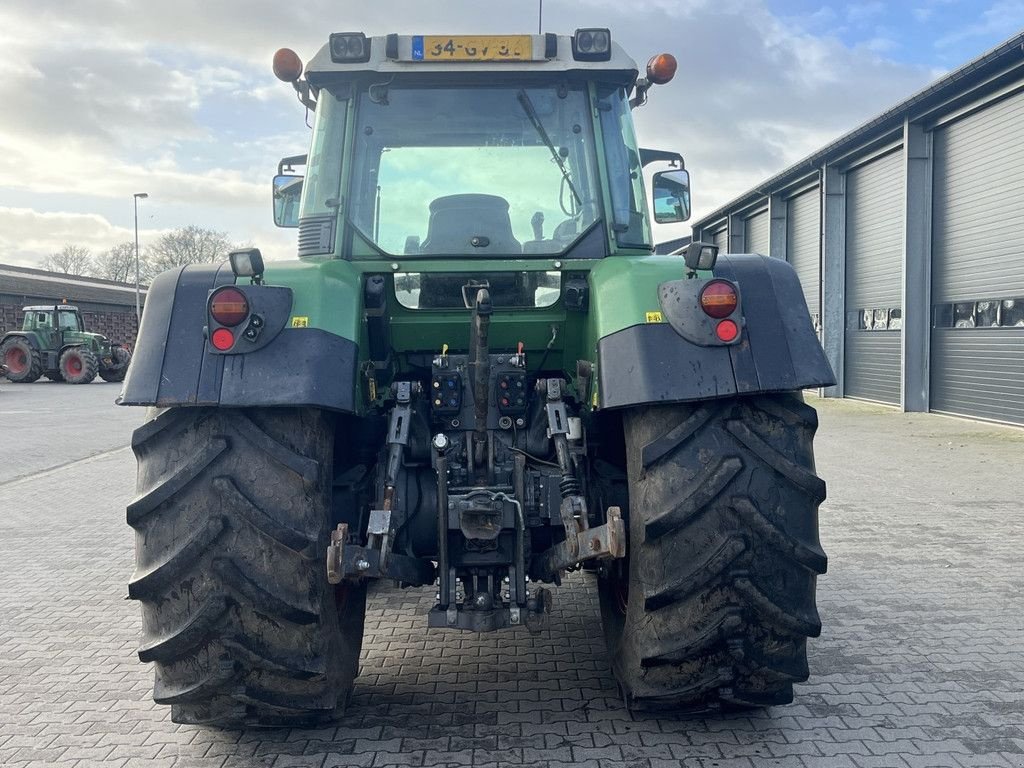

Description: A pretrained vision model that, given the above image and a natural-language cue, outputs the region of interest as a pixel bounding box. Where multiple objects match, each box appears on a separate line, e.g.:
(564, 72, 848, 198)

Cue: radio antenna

(538, 0, 543, 34)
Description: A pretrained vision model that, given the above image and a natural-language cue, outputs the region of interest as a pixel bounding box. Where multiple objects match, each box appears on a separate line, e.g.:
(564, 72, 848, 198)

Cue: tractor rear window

(348, 84, 601, 257)
(394, 271, 561, 309)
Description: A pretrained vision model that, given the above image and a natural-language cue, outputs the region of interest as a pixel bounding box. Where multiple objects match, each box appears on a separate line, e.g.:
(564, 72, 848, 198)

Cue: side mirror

(272, 174, 303, 228)
(652, 168, 691, 223)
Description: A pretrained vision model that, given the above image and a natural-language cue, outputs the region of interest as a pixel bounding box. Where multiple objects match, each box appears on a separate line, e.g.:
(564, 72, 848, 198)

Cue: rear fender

(597, 254, 835, 408)
(117, 263, 359, 412)
(2, 332, 40, 350)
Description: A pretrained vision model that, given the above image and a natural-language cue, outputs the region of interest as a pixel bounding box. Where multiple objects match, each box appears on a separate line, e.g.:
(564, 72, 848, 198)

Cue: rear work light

(329, 32, 371, 63)
(210, 287, 249, 327)
(699, 280, 738, 319)
(572, 28, 611, 61)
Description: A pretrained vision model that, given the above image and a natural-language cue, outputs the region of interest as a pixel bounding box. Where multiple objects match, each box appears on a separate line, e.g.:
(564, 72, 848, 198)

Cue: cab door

(57, 309, 88, 348)
(29, 310, 58, 349)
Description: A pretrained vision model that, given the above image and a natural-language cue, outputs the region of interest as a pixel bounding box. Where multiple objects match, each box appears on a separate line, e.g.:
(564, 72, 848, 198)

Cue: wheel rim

(67, 356, 82, 375)
(5, 348, 27, 374)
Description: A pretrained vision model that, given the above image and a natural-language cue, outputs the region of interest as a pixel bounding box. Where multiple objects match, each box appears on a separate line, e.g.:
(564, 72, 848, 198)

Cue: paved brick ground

(0, 389, 1022, 767)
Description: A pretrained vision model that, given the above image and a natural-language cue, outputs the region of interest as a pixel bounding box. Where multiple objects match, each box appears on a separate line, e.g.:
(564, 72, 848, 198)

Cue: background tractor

(0, 304, 131, 384)
(119, 29, 835, 727)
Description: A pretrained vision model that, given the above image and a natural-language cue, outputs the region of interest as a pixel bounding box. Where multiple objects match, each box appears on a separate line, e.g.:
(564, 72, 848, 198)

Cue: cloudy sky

(1, 0, 1020, 268)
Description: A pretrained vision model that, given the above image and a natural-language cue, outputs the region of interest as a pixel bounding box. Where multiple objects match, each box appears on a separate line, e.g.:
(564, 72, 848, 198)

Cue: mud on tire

(598, 393, 827, 712)
(128, 407, 366, 727)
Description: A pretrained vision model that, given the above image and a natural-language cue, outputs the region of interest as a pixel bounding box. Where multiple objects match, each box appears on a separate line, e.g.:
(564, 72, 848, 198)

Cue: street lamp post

(133, 193, 148, 324)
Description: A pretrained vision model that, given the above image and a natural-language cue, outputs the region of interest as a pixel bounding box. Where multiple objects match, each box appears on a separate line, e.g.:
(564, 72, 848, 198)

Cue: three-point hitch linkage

(327, 286, 625, 632)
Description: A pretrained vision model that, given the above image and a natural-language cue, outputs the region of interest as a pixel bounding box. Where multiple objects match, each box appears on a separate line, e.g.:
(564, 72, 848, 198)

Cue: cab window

(58, 311, 81, 331)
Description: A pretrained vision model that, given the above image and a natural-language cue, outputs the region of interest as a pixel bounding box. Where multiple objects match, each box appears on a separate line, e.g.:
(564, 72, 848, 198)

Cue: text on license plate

(411, 35, 533, 62)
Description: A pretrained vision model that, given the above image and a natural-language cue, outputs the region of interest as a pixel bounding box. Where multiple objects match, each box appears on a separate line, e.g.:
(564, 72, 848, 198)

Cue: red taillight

(211, 328, 235, 351)
(210, 287, 249, 327)
(715, 319, 739, 342)
(699, 280, 738, 319)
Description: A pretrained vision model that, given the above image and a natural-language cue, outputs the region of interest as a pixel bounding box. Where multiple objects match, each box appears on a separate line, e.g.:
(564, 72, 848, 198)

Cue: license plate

(412, 35, 533, 62)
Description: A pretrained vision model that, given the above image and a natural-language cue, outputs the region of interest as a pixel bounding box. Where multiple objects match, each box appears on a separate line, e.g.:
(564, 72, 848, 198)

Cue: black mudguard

(597, 254, 835, 409)
(117, 264, 358, 413)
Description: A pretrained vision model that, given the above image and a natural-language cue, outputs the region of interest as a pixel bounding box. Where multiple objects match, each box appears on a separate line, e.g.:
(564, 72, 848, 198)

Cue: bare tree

(93, 242, 138, 283)
(146, 226, 232, 277)
(41, 244, 93, 275)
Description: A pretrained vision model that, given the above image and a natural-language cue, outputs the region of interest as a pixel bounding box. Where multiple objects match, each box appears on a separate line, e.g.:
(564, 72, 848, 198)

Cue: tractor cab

(21, 305, 86, 346)
(22, 304, 85, 330)
(269, 31, 689, 263)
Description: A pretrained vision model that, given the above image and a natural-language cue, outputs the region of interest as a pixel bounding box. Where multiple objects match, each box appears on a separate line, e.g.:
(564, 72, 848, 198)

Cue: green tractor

(1, 304, 132, 384)
(119, 30, 835, 727)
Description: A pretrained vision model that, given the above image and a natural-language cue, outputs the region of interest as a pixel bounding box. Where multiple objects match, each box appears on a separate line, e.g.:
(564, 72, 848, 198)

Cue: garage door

(744, 209, 769, 254)
(844, 149, 904, 404)
(931, 90, 1024, 424)
(786, 187, 820, 327)
(711, 226, 728, 253)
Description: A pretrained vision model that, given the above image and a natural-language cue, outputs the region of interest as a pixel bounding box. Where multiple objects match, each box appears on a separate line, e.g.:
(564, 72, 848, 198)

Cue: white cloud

(0, 208, 152, 267)
(0, 206, 298, 269)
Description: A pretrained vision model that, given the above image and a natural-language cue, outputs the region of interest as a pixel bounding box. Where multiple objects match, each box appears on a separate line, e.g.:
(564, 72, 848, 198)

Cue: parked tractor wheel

(99, 346, 132, 382)
(128, 407, 366, 727)
(0, 338, 43, 383)
(59, 347, 99, 384)
(599, 393, 827, 713)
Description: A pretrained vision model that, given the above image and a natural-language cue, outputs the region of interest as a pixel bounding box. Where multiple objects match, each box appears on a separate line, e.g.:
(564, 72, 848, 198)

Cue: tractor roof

(23, 305, 79, 312)
(304, 33, 639, 88)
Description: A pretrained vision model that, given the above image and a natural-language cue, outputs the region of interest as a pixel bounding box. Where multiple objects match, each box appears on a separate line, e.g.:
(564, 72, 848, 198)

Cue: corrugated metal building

(691, 32, 1024, 426)
(0, 264, 146, 346)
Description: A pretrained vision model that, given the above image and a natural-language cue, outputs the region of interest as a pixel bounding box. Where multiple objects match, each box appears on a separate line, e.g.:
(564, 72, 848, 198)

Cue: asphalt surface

(0, 382, 1022, 768)
(0, 379, 140, 484)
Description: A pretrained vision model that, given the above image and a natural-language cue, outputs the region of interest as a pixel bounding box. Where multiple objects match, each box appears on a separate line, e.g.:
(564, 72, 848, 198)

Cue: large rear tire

(128, 407, 366, 727)
(99, 346, 131, 382)
(1, 338, 42, 383)
(60, 347, 98, 384)
(599, 393, 827, 712)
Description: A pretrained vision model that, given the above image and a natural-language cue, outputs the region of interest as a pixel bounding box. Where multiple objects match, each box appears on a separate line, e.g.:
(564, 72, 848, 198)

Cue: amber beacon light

(646, 53, 677, 85)
(273, 48, 303, 82)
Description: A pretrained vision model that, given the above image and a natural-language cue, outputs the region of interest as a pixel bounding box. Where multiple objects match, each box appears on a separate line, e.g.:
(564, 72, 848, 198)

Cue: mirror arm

(292, 79, 317, 112)
(629, 77, 651, 109)
(639, 148, 685, 168)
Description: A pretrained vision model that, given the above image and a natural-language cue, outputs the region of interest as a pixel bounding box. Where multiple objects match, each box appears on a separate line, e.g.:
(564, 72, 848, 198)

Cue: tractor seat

(420, 194, 521, 254)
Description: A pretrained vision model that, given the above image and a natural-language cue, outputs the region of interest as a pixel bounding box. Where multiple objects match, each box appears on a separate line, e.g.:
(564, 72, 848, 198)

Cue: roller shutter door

(711, 226, 728, 252)
(931, 90, 1024, 424)
(744, 209, 770, 254)
(844, 149, 904, 404)
(786, 187, 820, 325)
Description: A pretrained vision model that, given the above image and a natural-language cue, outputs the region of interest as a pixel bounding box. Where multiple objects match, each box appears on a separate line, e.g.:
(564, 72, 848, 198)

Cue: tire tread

(129, 407, 365, 727)
(600, 393, 827, 713)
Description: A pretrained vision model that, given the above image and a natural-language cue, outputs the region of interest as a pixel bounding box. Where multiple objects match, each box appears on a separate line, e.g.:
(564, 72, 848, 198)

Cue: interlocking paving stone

(0, 388, 1022, 767)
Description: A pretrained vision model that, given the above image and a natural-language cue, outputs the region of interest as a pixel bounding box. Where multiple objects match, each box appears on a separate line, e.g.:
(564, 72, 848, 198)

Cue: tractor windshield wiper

(516, 89, 582, 210)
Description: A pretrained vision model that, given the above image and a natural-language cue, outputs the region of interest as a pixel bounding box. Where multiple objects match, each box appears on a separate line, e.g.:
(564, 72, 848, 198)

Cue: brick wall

(0, 302, 140, 347)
